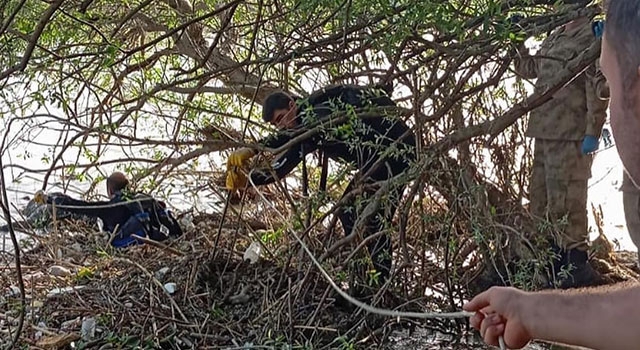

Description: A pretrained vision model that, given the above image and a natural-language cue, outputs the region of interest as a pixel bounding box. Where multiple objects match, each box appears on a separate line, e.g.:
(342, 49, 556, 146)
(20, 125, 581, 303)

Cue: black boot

(550, 246, 603, 289)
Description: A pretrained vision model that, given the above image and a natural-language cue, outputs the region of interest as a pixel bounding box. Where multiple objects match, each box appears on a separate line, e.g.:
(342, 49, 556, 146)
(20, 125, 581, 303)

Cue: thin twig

(115, 257, 189, 323)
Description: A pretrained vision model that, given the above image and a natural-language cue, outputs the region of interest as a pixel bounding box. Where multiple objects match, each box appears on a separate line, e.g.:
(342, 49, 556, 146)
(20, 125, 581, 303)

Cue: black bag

(144, 198, 183, 241)
(113, 195, 183, 247)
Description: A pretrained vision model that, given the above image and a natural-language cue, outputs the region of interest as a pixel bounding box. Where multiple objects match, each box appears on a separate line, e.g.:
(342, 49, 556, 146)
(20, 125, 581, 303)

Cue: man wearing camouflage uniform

(514, 14, 609, 287)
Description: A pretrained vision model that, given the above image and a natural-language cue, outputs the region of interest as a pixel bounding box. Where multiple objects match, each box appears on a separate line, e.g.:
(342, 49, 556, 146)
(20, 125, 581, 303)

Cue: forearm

(48, 195, 115, 220)
(250, 168, 276, 186)
(525, 283, 640, 350)
(593, 59, 610, 100)
(250, 156, 299, 186)
(585, 111, 607, 137)
(584, 112, 606, 138)
(50, 195, 106, 209)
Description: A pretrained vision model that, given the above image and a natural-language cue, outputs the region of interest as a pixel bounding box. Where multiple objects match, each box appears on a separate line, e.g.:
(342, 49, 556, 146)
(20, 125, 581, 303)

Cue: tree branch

(0, 0, 65, 81)
(432, 40, 600, 153)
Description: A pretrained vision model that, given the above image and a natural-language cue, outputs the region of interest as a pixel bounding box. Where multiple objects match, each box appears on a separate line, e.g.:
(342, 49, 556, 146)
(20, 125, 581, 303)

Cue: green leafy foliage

(0, 0, 605, 346)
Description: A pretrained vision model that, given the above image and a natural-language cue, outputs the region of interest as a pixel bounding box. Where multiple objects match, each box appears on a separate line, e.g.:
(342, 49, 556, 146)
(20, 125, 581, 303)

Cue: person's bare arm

(464, 284, 640, 350)
(528, 283, 640, 350)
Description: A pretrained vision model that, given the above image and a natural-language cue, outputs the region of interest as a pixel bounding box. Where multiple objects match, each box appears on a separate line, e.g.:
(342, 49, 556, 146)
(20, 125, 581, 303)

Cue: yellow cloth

(33, 190, 47, 204)
(226, 168, 248, 190)
(228, 148, 255, 167)
(225, 148, 256, 190)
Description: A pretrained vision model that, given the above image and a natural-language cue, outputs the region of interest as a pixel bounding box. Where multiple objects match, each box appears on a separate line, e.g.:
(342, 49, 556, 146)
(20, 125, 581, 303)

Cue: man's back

(300, 85, 416, 173)
(45, 190, 182, 245)
(252, 84, 416, 185)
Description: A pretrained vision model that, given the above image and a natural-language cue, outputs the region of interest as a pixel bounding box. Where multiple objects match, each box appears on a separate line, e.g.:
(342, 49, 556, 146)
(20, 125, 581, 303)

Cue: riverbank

(1, 211, 638, 349)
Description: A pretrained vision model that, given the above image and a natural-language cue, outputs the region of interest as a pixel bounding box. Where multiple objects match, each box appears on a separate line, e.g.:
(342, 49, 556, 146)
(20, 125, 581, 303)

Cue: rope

(247, 178, 508, 349)
(44, 198, 154, 210)
(40, 187, 509, 348)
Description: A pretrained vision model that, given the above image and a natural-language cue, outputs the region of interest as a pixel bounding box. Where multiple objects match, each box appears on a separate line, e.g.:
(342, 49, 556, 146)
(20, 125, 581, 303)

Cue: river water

(2, 121, 633, 254)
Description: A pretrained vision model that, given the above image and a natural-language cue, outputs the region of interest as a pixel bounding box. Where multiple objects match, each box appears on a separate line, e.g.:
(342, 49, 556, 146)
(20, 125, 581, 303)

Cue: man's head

(262, 91, 298, 129)
(106, 172, 129, 198)
(601, 0, 640, 187)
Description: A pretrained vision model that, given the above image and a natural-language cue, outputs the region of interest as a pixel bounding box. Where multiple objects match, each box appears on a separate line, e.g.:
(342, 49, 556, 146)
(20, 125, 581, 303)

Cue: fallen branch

(130, 234, 185, 257)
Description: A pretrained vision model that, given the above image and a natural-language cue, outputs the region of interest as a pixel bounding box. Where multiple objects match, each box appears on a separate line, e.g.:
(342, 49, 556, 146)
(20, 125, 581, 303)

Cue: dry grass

(0, 214, 465, 349)
(1, 203, 637, 349)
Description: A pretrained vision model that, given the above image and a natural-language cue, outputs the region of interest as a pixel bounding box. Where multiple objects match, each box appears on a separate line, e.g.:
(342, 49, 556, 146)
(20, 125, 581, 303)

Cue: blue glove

(592, 20, 604, 38)
(508, 14, 524, 24)
(582, 135, 599, 154)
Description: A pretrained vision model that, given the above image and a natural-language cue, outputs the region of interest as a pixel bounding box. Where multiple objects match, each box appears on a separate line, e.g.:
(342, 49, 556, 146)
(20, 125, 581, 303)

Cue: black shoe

(550, 247, 603, 289)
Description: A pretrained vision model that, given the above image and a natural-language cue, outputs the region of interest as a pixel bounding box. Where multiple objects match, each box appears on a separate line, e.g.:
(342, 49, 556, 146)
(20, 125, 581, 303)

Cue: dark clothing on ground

(251, 85, 416, 277)
(46, 190, 182, 247)
(0, 193, 97, 233)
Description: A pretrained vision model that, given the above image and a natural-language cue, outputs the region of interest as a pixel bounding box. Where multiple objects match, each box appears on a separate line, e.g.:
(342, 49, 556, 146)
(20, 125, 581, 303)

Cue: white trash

(179, 213, 195, 231)
(47, 286, 85, 298)
(155, 267, 170, 281)
(81, 317, 96, 340)
(163, 282, 177, 294)
(48, 265, 72, 277)
(243, 242, 262, 264)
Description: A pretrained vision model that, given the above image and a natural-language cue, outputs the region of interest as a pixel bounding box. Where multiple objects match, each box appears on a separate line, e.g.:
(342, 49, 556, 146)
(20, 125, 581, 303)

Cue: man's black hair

(107, 172, 129, 195)
(262, 91, 294, 122)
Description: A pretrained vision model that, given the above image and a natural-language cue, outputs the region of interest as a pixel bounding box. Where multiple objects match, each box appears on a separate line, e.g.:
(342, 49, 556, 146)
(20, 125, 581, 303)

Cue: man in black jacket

(226, 84, 416, 280)
(36, 172, 182, 247)
(0, 173, 132, 233)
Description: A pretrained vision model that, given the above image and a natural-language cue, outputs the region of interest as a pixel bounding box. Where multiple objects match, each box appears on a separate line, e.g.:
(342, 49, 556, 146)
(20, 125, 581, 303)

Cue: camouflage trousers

(622, 171, 640, 252)
(529, 139, 593, 251)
